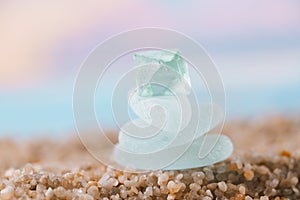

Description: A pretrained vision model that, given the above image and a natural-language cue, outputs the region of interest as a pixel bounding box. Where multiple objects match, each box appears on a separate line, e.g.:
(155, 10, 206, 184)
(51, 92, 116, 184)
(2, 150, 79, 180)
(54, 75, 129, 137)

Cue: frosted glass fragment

(134, 50, 191, 97)
(114, 134, 233, 170)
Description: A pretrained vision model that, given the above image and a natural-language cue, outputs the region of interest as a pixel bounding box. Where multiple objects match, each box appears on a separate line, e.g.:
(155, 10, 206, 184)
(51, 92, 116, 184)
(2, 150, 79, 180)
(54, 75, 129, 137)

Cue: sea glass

(113, 50, 233, 170)
(134, 50, 191, 97)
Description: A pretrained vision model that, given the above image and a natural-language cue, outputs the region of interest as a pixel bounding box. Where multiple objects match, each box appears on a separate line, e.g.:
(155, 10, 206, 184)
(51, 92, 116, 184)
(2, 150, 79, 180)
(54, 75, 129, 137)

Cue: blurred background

(1, 1, 299, 137)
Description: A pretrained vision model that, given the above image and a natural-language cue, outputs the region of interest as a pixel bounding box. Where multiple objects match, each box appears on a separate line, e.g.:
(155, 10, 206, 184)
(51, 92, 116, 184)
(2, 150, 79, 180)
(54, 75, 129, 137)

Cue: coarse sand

(0, 115, 299, 199)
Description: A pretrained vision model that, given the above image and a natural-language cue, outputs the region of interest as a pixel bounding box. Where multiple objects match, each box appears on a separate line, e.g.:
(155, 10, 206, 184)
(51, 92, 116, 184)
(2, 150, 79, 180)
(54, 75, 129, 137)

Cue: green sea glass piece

(134, 50, 191, 97)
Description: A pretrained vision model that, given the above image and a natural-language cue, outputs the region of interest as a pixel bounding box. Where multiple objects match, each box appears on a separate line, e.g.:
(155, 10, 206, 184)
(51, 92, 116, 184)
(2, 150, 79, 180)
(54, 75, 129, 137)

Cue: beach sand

(0, 115, 299, 199)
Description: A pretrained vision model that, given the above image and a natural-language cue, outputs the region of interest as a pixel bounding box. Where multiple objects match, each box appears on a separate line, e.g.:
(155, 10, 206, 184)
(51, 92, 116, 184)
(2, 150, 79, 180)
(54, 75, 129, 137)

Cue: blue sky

(0, 1, 299, 136)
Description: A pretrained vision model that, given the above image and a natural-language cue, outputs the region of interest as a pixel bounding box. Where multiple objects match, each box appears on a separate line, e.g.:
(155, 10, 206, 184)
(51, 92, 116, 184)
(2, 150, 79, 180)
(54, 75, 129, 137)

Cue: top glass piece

(134, 50, 191, 97)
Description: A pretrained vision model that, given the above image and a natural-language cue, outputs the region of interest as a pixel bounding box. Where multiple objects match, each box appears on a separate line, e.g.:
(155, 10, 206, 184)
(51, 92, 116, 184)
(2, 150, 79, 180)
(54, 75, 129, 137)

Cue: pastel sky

(1, 1, 299, 88)
(0, 1, 299, 135)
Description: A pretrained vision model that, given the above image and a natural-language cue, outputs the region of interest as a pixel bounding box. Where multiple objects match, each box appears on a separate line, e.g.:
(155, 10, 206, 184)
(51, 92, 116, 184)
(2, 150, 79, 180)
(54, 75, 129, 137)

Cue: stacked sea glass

(114, 50, 233, 170)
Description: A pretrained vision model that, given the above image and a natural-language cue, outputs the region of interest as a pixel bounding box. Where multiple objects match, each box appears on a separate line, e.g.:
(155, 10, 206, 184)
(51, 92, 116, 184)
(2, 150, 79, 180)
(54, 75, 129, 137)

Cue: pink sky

(0, 1, 299, 89)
